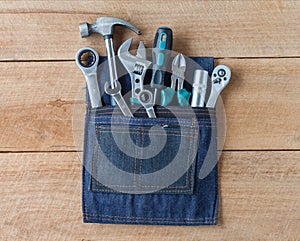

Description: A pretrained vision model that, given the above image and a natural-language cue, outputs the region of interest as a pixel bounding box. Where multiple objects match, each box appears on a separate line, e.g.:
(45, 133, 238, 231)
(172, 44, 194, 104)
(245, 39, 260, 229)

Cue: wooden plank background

(0, 1, 299, 240)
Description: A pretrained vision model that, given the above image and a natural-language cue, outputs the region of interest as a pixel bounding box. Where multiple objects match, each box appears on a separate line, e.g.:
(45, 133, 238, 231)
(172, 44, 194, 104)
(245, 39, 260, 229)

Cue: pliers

(161, 53, 191, 107)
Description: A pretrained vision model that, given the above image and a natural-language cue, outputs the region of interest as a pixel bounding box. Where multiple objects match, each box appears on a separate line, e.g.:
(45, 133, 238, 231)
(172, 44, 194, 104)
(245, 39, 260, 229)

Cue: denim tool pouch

(82, 56, 218, 225)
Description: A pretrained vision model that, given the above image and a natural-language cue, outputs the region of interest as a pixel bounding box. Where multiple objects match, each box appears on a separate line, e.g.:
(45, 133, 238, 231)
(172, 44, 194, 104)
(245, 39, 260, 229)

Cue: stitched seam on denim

(91, 119, 210, 190)
(93, 122, 216, 127)
(96, 131, 197, 139)
(90, 107, 216, 112)
(90, 108, 216, 114)
(86, 218, 216, 224)
(91, 118, 215, 123)
(91, 137, 196, 191)
(91, 121, 194, 126)
(94, 124, 195, 191)
(91, 128, 139, 189)
(84, 213, 215, 221)
(92, 119, 201, 192)
(134, 125, 138, 186)
(91, 116, 194, 123)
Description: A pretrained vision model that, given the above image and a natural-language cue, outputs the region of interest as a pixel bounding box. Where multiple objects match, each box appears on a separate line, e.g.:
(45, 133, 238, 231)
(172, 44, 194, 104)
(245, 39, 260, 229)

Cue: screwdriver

(150, 26, 173, 105)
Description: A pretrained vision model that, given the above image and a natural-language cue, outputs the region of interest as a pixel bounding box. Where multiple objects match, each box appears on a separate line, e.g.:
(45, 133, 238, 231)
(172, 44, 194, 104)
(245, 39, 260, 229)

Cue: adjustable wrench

(75, 47, 102, 108)
(118, 38, 152, 104)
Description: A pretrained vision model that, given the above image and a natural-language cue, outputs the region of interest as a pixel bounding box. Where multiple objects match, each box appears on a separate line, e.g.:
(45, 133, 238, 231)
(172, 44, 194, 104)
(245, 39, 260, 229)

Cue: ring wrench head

(75, 47, 102, 108)
(138, 89, 156, 118)
(104, 80, 121, 95)
(76, 47, 99, 74)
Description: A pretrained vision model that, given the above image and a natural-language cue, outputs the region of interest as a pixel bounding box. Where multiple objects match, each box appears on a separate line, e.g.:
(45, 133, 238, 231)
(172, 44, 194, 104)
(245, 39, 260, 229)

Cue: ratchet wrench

(76, 47, 102, 108)
(206, 65, 231, 108)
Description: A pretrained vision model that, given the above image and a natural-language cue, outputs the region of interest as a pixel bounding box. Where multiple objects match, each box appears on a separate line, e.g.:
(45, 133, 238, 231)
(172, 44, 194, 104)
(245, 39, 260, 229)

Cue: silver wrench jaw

(118, 38, 152, 100)
(75, 47, 102, 108)
(137, 90, 156, 118)
(206, 65, 231, 108)
(136, 41, 147, 59)
(104, 81, 133, 117)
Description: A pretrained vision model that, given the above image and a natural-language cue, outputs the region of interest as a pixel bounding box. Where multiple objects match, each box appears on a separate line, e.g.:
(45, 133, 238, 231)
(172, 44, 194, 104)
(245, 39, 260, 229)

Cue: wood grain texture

(1, 1, 300, 240)
(0, 151, 299, 241)
(1, 58, 299, 151)
(0, 1, 299, 60)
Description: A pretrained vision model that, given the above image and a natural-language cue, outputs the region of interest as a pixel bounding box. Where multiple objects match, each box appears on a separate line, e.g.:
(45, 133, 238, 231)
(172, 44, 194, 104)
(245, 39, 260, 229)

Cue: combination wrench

(104, 81, 133, 117)
(138, 89, 156, 118)
(75, 47, 102, 108)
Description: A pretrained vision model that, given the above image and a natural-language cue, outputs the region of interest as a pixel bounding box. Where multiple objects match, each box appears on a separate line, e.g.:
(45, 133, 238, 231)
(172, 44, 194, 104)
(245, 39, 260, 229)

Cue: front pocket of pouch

(89, 115, 200, 194)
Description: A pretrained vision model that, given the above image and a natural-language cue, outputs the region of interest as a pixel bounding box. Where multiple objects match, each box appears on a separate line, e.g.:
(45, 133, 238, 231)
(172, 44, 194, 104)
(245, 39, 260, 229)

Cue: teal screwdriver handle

(150, 26, 173, 90)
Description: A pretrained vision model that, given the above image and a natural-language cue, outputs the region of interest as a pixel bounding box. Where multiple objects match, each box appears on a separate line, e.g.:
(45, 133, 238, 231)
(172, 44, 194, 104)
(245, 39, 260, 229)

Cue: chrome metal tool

(79, 17, 140, 105)
(137, 89, 156, 118)
(170, 53, 186, 90)
(191, 69, 208, 107)
(206, 65, 231, 108)
(118, 38, 152, 104)
(161, 53, 190, 107)
(75, 47, 102, 108)
(104, 81, 133, 117)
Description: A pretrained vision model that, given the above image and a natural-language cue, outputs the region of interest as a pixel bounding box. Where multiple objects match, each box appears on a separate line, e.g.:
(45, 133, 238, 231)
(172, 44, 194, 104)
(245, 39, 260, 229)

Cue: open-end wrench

(137, 89, 156, 118)
(118, 38, 152, 104)
(104, 81, 133, 117)
(75, 47, 102, 108)
(206, 65, 231, 108)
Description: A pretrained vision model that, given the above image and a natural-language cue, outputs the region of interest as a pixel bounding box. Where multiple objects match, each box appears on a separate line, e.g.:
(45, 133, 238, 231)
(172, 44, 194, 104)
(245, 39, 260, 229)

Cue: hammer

(79, 17, 140, 94)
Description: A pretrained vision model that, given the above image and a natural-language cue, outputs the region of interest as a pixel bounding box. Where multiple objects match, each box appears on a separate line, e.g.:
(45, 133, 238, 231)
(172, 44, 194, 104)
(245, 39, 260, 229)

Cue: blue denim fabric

(82, 57, 218, 225)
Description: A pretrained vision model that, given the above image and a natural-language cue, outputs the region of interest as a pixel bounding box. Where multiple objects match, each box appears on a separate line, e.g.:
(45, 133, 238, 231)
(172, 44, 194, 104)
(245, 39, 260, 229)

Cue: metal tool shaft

(104, 81, 133, 117)
(191, 70, 208, 107)
(75, 47, 102, 108)
(105, 38, 118, 89)
(85, 73, 102, 108)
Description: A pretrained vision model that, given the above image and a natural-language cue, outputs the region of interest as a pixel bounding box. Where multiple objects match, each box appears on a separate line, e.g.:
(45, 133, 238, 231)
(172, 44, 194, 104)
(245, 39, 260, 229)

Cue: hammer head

(79, 17, 140, 38)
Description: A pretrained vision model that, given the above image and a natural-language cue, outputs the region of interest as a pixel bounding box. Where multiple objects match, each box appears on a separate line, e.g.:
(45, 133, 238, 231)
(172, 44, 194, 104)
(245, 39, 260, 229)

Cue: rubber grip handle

(150, 26, 173, 88)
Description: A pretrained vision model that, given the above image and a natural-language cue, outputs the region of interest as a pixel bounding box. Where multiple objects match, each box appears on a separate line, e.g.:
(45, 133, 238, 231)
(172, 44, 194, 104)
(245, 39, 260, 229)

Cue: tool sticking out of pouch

(161, 53, 191, 107)
(104, 81, 133, 117)
(76, 47, 102, 108)
(191, 69, 208, 107)
(150, 26, 173, 105)
(79, 17, 140, 115)
(138, 89, 156, 118)
(118, 38, 152, 105)
(206, 65, 231, 108)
